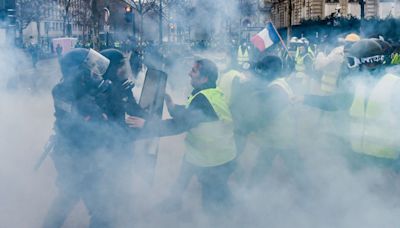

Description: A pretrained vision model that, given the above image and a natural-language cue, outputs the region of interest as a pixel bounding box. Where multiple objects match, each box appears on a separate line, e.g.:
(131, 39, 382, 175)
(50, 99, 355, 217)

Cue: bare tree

(71, 0, 93, 41)
(15, 0, 52, 42)
(58, 0, 72, 36)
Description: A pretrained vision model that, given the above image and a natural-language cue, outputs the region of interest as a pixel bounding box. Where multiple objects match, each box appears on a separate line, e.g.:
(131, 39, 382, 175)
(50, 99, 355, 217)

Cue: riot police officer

(42, 48, 112, 228)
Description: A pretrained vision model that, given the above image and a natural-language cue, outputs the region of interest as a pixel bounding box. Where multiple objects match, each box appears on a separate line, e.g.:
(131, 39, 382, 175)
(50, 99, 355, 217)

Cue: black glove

(97, 79, 112, 94)
(121, 79, 135, 91)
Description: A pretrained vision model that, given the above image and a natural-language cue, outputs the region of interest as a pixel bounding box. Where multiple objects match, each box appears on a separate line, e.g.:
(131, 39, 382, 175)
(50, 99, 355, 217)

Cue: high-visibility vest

(307, 46, 315, 59)
(391, 53, 400, 65)
(237, 46, 249, 65)
(254, 78, 297, 149)
(185, 88, 237, 167)
(349, 74, 400, 159)
(320, 72, 339, 94)
(217, 69, 246, 105)
(295, 47, 315, 73)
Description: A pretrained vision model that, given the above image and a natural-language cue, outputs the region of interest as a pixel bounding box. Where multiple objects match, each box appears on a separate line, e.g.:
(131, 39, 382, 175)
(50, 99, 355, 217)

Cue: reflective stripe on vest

(321, 73, 339, 94)
(391, 53, 400, 65)
(185, 88, 236, 166)
(237, 46, 249, 65)
(217, 70, 246, 105)
(307, 46, 315, 59)
(295, 48, 306, 72)
(268, 78, 295, 99)
(295, 47, 315, 73)
(349, 74, 400, 159)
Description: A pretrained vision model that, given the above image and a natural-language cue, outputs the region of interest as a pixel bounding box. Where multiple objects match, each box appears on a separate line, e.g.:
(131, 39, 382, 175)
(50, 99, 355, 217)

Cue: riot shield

(135, 67, 168, 184)
(139, 68, 168, 117)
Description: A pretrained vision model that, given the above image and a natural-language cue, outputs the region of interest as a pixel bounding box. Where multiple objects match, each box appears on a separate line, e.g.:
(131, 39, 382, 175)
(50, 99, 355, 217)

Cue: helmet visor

(82, 49, 110, 76)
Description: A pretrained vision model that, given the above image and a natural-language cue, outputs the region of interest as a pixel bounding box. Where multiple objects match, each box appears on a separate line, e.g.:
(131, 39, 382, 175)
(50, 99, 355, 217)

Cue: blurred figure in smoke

(216, 50, 248, 156)
(98, 48, 147, 226)
(130, 48, 143, 77)
(315, 33, 360, 95)
(55, 44, 63, 59)
(300, 39, 400, 197)
(237, 39, 251, 69)
(309, 33, 361, 154)
(293, 37, 318, 94)
(294, 37, 314, 75)
(126, 59, 237, 219)
(27, 36, 39, 69)
(42, 48, 113, 228)
(217, 51, 248, 106)
(230, 55, 309, 193)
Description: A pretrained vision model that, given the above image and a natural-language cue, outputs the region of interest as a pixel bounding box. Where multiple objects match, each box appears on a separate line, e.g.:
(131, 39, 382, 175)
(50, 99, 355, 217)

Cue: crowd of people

(40, 31, 400, 227)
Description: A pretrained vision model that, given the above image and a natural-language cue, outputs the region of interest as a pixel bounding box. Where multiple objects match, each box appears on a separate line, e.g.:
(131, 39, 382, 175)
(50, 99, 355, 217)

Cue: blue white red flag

(250, 22, 280, 52)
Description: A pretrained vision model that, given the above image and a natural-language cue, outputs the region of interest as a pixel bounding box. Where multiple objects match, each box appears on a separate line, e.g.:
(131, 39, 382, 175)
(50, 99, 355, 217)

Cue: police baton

(34, 135, 55, 171)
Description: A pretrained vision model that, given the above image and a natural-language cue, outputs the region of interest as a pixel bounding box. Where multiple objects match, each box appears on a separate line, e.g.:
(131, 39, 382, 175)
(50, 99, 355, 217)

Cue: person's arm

(303, 92, 354, 111)
(127, 93, 218, 137)
(164, 93, 186, 118)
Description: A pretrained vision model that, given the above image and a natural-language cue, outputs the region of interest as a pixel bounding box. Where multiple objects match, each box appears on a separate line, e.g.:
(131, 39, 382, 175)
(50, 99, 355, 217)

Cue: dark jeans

(169, 159, 236, 216)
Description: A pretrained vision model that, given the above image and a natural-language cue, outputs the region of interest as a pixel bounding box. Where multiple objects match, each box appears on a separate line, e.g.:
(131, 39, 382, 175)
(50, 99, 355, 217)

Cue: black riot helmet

(100, 48, 135, 91)
(59, 48, 111, 94)
(100, 48, 126, 82)
(372, 38, 393, 65)
(346, 39, 385, 71)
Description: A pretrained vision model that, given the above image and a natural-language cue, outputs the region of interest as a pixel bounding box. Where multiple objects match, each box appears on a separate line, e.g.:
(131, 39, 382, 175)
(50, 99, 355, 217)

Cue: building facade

(16, 0, 94, 45)
(269, 0, 388, 28)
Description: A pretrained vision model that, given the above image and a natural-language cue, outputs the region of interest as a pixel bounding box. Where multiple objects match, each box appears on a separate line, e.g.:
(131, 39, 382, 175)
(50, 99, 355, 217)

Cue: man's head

(100, 48, 129, 82)
(254, 55, 283, 81)
(189, 59, 218, 89)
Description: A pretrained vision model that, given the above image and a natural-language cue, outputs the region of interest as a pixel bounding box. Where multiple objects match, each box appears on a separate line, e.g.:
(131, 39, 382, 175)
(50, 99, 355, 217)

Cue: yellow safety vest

(237, 46, 249, 65)
(254, 78, 297, 149)
(185, 88, 237, 167)
(391, 53, 400, 65)
(295, 47, 315, 73)
(217, 69, 246, 105)
(320, 72, 339, 94)
(307, 46, 315, 59)
(349, 74, 400, 159)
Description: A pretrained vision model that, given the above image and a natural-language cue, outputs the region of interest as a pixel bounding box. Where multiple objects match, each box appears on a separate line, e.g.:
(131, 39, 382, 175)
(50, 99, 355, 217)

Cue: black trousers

(42, 144, 135, 228)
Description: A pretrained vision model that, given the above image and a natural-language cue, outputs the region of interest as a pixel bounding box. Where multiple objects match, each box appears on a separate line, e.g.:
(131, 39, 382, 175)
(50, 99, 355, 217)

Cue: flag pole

(270, 22, 290, 55)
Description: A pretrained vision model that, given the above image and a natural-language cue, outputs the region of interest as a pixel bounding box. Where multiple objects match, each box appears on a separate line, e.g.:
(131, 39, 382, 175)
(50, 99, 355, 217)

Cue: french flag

(250, 22, 280, 52)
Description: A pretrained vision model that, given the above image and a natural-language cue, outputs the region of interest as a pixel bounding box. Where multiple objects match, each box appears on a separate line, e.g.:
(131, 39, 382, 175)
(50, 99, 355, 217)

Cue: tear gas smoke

(3, 1, 400, 227)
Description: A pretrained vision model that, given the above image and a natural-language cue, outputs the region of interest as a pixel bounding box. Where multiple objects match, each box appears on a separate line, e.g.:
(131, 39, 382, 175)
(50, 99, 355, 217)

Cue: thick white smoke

(3, 1, 400, 227)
